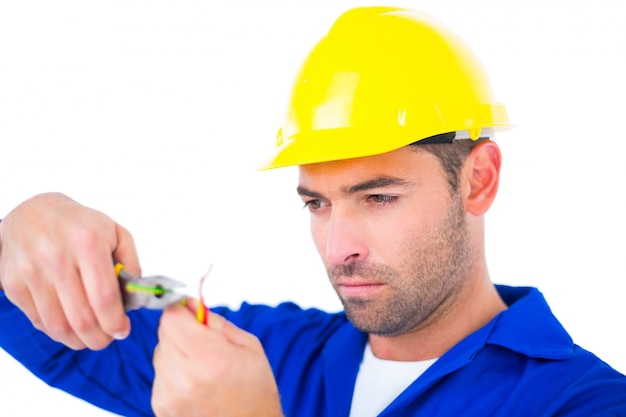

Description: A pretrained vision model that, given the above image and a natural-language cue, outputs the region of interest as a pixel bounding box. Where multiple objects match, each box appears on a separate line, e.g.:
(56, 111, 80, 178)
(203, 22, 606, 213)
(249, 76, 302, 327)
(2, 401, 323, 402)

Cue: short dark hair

(410, 137, 486, 191)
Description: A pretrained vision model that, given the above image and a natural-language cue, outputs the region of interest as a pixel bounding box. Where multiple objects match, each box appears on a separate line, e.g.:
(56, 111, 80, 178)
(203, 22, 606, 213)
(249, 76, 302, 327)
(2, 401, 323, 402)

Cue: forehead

(298, 146, 444, 188)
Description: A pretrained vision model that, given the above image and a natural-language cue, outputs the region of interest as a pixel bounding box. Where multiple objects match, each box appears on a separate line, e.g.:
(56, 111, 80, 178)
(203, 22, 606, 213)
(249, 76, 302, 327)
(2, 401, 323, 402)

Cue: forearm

(0, 296, 160, 416)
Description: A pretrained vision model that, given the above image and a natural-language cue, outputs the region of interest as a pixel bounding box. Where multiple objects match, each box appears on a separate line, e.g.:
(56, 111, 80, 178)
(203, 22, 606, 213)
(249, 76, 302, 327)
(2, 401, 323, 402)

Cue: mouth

(336, 280, 385, 298)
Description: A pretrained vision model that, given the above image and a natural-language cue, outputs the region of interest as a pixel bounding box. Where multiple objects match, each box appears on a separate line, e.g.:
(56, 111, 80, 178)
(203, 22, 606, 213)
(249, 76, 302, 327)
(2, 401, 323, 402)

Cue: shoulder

(485, 285, 626, 414)
(552, 345, 626, 414)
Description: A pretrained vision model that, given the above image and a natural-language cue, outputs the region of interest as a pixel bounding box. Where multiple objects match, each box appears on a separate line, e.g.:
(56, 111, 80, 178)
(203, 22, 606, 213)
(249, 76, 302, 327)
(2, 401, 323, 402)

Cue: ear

(462, 140, 501, 216)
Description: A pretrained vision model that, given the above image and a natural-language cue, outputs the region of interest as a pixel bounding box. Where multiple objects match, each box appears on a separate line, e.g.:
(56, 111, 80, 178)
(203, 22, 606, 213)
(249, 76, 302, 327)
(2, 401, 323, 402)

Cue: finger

(153, 340, 192, 386)
(152, 343, 175, 416)
(152, 344, 166, 414)
(157, 304, 234, 363)
(79, 254, 130, 340)
(5, 280, 44, 331)
(158, 303, 201, 352)
(152, 342, 192, 417)
(157, 308, 227, 390)
(64, 214, 131, 340)
(37, 247, 124, 348)
(0, 241, 85, 348)
(30, 282, 86, 350)
(55, 264, 113, 350)
(0, 256, 40, 322)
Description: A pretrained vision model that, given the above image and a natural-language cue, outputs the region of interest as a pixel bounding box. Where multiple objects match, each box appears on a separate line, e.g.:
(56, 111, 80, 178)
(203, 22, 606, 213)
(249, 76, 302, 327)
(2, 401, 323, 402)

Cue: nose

(324, 206, 368, 266)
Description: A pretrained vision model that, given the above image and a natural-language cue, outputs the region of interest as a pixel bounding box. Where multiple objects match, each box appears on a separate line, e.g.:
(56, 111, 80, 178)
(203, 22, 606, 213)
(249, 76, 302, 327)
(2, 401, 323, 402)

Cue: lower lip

(338, 283, 384, 298)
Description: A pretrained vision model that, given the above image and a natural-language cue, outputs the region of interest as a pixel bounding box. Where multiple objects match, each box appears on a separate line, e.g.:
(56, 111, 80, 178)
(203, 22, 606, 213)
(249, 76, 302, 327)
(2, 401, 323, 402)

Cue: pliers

(115, 263, 187, 311)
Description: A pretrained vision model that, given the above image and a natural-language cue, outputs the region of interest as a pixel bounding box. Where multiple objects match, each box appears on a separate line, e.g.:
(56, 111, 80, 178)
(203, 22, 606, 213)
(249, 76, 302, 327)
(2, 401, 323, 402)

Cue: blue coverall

(1, 285, 625, 416)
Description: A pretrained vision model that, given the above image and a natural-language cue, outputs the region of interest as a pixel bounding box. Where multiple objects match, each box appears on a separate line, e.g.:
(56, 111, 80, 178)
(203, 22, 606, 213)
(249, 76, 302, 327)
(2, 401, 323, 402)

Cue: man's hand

(0, 192, 140, 350)
(152, 303, 284, 417)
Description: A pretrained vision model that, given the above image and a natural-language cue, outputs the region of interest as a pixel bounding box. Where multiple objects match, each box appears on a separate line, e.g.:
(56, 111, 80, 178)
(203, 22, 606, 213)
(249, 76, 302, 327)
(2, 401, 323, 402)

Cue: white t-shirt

(349, 344, 438, 417)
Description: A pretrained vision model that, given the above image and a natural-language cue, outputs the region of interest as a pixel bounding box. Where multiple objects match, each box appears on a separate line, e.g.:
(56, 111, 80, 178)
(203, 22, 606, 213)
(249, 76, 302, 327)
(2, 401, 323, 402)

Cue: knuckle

(47, 320, 74, 342)
(90, 290, 124, 320)
(207, 312, 227, 329)
(247, 332, 262, 348)
(116, 224, 135, 245)
(1, 279, 28, 304)
(86, 336, 113, 351)
(151, 382, 178, 416)
(100, 320, 128, 339)
(66, 317, 112, 351)
(70, 226, 102, 254)
(70, 313, 98, 334)
(151, 394, 167, 416)
(30, 316, 45, 332)
(38, 250, 70, 281)
(4, 257, 37, 287)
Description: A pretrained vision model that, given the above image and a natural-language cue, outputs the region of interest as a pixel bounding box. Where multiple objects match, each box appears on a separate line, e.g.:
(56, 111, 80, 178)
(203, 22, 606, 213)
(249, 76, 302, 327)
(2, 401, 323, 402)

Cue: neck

(368, 271, 506, 361)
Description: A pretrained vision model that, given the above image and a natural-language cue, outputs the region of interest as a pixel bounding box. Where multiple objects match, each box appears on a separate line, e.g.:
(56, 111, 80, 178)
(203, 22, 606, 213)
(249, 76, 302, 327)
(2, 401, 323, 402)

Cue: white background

(1, 0, 625, 415)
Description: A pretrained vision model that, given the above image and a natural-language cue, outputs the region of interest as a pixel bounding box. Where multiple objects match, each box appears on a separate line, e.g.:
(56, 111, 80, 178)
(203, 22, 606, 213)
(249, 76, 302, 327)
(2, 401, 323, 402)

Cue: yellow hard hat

(259, 6, 510, 170)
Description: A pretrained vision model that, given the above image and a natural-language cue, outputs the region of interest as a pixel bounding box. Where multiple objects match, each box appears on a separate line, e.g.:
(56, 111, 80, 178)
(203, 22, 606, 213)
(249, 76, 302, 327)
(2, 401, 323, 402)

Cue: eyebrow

(297, 175, 410, 198)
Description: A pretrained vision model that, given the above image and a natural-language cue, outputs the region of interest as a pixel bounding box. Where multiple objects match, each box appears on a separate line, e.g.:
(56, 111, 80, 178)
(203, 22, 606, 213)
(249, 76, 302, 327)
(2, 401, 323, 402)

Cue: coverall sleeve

(0, 291, 161, 417)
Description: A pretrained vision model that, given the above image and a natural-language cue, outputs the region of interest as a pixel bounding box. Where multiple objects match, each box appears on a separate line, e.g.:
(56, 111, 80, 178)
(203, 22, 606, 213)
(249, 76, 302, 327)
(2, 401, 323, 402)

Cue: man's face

(297, 146, 474, 337)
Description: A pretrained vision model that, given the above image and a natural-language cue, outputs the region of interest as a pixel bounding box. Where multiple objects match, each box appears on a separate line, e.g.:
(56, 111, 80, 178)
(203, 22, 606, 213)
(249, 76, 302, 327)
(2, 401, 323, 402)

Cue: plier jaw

(115, 263, 187, 311)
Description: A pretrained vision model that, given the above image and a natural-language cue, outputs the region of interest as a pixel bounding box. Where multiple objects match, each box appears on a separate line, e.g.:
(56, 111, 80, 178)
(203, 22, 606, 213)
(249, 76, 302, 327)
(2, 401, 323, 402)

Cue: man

(0, 6, 624, 417)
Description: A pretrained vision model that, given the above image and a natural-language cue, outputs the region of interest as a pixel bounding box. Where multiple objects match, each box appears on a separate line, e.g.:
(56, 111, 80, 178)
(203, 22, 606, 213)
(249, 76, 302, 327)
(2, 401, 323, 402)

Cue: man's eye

(368, 195, 398, 205)
(303, 200, 322, 211)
